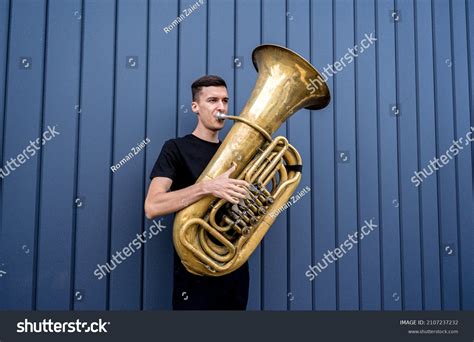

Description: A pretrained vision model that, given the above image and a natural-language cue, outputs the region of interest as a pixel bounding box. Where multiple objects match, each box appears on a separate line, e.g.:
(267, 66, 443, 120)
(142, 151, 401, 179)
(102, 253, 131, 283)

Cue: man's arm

(144, 162, 250, 219)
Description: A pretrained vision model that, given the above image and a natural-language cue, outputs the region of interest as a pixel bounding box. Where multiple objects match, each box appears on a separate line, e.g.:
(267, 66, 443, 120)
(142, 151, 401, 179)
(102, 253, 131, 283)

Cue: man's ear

(191, 101, 199, 114)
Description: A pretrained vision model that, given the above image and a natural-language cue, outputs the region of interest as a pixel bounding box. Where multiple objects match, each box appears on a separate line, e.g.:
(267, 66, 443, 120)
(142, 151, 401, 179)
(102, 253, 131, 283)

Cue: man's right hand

(202, 162, 250, 204)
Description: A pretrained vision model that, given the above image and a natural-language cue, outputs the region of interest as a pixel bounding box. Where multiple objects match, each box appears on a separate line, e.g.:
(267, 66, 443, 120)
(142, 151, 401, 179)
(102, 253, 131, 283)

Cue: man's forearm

(145, 181, 209, 219)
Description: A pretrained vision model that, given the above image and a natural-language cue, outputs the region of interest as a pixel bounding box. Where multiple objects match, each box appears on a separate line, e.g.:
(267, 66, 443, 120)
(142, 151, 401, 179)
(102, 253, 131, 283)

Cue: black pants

(172, 261, 249, 310)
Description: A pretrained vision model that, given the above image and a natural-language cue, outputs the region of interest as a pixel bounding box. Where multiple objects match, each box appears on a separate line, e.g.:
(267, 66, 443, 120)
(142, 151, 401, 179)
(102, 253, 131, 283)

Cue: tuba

(173, 44, 330, 276)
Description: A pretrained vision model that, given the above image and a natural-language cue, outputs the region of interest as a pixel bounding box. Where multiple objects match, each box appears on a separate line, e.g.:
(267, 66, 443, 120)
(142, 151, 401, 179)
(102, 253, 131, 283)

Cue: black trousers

(172, 261, 249, 310)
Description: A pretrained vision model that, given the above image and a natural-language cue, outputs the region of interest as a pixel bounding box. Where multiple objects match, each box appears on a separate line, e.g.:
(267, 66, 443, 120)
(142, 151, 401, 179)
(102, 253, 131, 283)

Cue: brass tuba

(173, 44, 330, 276)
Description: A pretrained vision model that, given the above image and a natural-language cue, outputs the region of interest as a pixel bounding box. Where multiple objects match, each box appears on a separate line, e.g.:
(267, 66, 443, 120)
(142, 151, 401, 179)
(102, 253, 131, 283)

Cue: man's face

(191, 86, 228, 131)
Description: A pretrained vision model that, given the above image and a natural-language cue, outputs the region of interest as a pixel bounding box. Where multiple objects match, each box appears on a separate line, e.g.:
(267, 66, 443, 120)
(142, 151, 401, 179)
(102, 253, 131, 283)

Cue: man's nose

(216, 100, 226, 110)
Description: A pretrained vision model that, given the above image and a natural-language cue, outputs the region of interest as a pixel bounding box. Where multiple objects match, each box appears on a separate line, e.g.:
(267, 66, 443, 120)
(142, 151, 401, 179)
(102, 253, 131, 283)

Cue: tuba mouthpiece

(215, 112, 229, 120)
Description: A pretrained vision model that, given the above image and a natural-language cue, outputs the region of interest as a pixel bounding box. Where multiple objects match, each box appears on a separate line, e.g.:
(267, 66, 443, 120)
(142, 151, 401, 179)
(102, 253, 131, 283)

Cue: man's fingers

(227, 162, 237, 172)
(227, 189, 247, 200)
(229, 184, 249, 197)
(223, 162, 237, 175)
(224, 194, 239, 204)
(229, 179, 250, 188)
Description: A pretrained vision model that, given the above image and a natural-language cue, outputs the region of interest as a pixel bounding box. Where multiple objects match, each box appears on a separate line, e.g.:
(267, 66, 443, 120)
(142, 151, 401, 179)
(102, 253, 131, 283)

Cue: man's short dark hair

(191, 75, 227, 101)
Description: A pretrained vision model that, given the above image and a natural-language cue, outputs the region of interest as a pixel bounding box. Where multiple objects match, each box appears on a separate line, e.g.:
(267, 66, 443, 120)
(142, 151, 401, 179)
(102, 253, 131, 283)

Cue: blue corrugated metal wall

(0, 0, 472, 310)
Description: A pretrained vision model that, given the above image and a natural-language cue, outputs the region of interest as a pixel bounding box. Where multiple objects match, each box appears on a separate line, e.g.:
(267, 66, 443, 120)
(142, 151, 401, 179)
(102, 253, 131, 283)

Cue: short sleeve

(149, 140, 181, 181)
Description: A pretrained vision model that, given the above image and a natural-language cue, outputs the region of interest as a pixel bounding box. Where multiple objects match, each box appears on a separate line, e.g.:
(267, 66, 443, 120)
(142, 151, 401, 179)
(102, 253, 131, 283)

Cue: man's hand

(202, 162, 250, 204)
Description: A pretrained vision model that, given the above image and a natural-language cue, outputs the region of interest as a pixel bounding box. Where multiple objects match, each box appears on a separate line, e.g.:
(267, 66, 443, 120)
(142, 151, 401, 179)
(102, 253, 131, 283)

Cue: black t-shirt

(150, 133, 221, 191)
(149, 134, 249, 309)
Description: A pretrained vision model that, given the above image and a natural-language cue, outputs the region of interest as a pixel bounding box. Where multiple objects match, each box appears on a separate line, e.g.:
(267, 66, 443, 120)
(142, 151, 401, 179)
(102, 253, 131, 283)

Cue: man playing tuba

(145, 75, 251, 310)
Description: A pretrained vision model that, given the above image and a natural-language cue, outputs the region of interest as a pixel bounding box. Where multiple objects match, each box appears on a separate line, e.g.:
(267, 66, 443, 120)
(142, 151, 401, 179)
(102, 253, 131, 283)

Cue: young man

(144, 75, 251, 310)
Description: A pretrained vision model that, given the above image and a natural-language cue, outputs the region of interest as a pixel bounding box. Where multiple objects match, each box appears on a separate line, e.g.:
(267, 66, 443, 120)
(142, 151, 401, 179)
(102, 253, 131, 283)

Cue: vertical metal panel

(35, 0, 82, 310)
(470, 0, 474, 200)
(415, 0, 442, 310)
(109, 0, 148, 309)
(73, 0, 116, 310)
(451, 0, 473, 311)
(235, 0, 262, 311)
(334, 0, 358, 310)
(355, 0, 381, 310)
(0, 0, 47, 309)
(0, 3, 10, 298)
(260, 0, 287, 311)
(208, 0, 234, 137)
(287, 0, 312, 311)
(396, 0, 423, 310)
(177, 0, 206, 136)
(0, 0, 10, 193)
(311, 0, 337, 310)
(467, 0, 474, 312)
(376, 0, 402, 311)
(142, 0, 178, 310)
(432, 0, 460, 310)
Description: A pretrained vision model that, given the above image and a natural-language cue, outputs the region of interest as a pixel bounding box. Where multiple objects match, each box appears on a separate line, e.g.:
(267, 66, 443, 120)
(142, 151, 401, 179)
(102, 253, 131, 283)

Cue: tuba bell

(173, 44, 330, 276)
